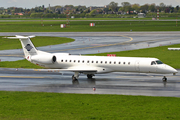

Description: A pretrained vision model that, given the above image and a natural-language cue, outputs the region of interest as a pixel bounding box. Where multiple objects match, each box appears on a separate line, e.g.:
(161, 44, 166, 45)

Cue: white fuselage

(30, 53, 177, 74)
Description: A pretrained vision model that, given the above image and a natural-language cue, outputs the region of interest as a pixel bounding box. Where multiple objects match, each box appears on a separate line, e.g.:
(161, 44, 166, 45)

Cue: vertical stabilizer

(7, 35, 38, 57)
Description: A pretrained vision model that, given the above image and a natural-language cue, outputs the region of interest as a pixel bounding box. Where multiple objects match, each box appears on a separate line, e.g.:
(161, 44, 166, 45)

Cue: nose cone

(157, 64, 178, 74)
(165, 65, 178, 74)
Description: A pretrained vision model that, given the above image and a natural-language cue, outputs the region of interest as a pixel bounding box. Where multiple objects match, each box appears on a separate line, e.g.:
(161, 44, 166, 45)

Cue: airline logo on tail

(25, 44, 33, 51)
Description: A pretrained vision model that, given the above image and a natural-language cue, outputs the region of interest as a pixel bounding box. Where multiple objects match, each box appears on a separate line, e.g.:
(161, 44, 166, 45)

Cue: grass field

(0, 91, 180, 120)
(0, 20, 179, 32)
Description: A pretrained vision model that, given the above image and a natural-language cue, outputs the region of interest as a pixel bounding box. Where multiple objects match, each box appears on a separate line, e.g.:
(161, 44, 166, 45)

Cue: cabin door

(135, 61, 140, 72)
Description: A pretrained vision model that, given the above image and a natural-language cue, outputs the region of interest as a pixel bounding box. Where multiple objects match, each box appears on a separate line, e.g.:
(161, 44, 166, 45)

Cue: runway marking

(0, 76, 46, 78)
(48, 35, 133, 52)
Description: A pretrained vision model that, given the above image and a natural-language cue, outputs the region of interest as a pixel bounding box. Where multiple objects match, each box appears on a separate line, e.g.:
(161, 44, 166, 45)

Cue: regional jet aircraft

(7, 35, 177, 83)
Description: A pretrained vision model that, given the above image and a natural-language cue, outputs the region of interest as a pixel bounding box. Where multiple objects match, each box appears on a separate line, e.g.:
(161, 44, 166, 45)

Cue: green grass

(0, 17, 179, 21)
(0, 21, 179, 32)
(1, 43, 180, 69)
(0, 36, 74, 50)
(0, 91, 180, 120)
(0, 59, 42, 68)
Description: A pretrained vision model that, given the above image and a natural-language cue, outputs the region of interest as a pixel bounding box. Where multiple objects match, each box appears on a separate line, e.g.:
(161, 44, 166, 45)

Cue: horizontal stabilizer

(5, 35, 35, 39)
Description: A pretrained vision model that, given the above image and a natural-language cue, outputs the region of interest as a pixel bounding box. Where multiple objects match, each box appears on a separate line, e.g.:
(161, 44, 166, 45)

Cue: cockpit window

(151, 61, 156, 65)
(156, 60, 163, 64)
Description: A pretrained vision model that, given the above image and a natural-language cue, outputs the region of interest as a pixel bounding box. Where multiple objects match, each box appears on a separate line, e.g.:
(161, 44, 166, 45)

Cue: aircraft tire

(87, 74, 93, 79)
(162, 76, 167, 82)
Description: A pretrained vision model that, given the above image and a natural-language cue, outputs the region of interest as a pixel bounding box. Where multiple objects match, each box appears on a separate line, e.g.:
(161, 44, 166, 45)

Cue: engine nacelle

(31, 54, 56, 64)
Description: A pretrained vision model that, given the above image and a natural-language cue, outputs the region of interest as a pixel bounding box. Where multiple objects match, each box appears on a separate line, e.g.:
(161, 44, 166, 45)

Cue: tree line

(0, 2, 180, 18)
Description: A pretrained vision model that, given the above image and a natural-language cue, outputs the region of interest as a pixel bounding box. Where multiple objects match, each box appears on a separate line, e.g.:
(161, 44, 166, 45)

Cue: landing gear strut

(72, 72, 79, 84)
(162, 76, 167, 82)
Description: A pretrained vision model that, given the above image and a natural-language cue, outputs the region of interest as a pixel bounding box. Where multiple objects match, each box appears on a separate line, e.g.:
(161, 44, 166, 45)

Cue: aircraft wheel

(162, 76, 167, 82)
(87, 74, 93, 79)
(72, 75, 77, 80)
(72, 79, 79, 85)
(72, 75, 79, 85)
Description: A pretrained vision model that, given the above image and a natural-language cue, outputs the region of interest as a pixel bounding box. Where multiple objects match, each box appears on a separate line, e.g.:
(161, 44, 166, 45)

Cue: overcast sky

(1, 0, 180, 8)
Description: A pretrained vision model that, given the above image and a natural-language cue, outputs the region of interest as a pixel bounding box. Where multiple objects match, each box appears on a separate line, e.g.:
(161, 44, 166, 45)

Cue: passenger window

(69, 60, 71, 62)
(87, 61, 89, 63)
(65, 60, 67, 62)
(114, 62, 116, 64)
(74, 60, 76, 63)
(105, 61, 107, 64)
(109, 61, 111, 64)
(101, 61, 103, 64)
(119, 62, 121, 64)
(128, 62, 130, 65)
(96, 61, 98, 63)
(123, 62, 125, 64)
(92, 61, 94, 63)
(78, 60, 80, 63)
(82, 60, 84, 63)
(61, 60, 63, 62)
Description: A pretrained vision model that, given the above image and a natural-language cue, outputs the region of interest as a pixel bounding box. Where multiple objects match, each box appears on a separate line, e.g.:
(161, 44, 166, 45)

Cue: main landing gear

(72, 72, 79, 84)
(72, 73, 95, 84)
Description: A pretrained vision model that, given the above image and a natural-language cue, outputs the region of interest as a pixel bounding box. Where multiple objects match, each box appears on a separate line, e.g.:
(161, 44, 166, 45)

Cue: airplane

(7, 35, 178, 84)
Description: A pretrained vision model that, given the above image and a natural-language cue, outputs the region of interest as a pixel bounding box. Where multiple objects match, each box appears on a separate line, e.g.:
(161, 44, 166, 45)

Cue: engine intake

(31, 55, 56, 64)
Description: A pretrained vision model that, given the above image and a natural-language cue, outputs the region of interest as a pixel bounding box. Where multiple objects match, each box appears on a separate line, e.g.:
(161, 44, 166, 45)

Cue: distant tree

(140, 4, 149, 13)
(121, 2, 131, 7)
(170, 7, 174, 13)
(159, 2, 166, 12)
(103, 8, 109, 13)
(30, 13, 43, 18)
(121, 2, 131, 13)
(132, 4, 140, 12)
(65, 5, 74, 10)
(109, 1, 118, 12)
(148, 4, 156, 12)
(89, 9, 96, 15)
(176, 5, 179, 11)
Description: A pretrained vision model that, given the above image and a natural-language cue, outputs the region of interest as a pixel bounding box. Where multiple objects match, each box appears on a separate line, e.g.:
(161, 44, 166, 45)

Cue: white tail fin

(7, 35, 38, 57)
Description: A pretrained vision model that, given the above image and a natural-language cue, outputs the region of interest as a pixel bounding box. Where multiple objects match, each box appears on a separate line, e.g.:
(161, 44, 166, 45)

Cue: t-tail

(7, 35, 38, 57)
(6, 35, 50, 60)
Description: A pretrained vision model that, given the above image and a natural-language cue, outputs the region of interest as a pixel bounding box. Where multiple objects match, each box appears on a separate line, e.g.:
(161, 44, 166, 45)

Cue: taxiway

(0, 32, 180, 97)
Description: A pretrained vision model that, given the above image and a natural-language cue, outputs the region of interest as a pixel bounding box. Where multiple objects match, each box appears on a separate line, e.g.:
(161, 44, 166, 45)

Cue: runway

(0, 32, 180, 97)
(0, 68, 180, 97)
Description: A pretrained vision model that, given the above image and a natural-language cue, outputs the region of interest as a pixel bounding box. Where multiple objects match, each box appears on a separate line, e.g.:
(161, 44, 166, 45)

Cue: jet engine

(31, 54, 56, 64)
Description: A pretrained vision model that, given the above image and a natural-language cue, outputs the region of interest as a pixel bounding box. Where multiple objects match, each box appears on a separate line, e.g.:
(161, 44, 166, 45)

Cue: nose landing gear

(87, 74, 95, 79)
(162, 76, 167, 82)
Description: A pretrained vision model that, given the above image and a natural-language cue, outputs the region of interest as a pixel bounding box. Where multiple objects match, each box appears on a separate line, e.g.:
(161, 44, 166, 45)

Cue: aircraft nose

(166, 65, 178, 74)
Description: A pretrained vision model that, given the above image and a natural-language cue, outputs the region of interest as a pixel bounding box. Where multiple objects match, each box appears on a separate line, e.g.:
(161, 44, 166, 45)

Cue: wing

(34, 66, 112, 74)
(34, 67, 97, 73)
